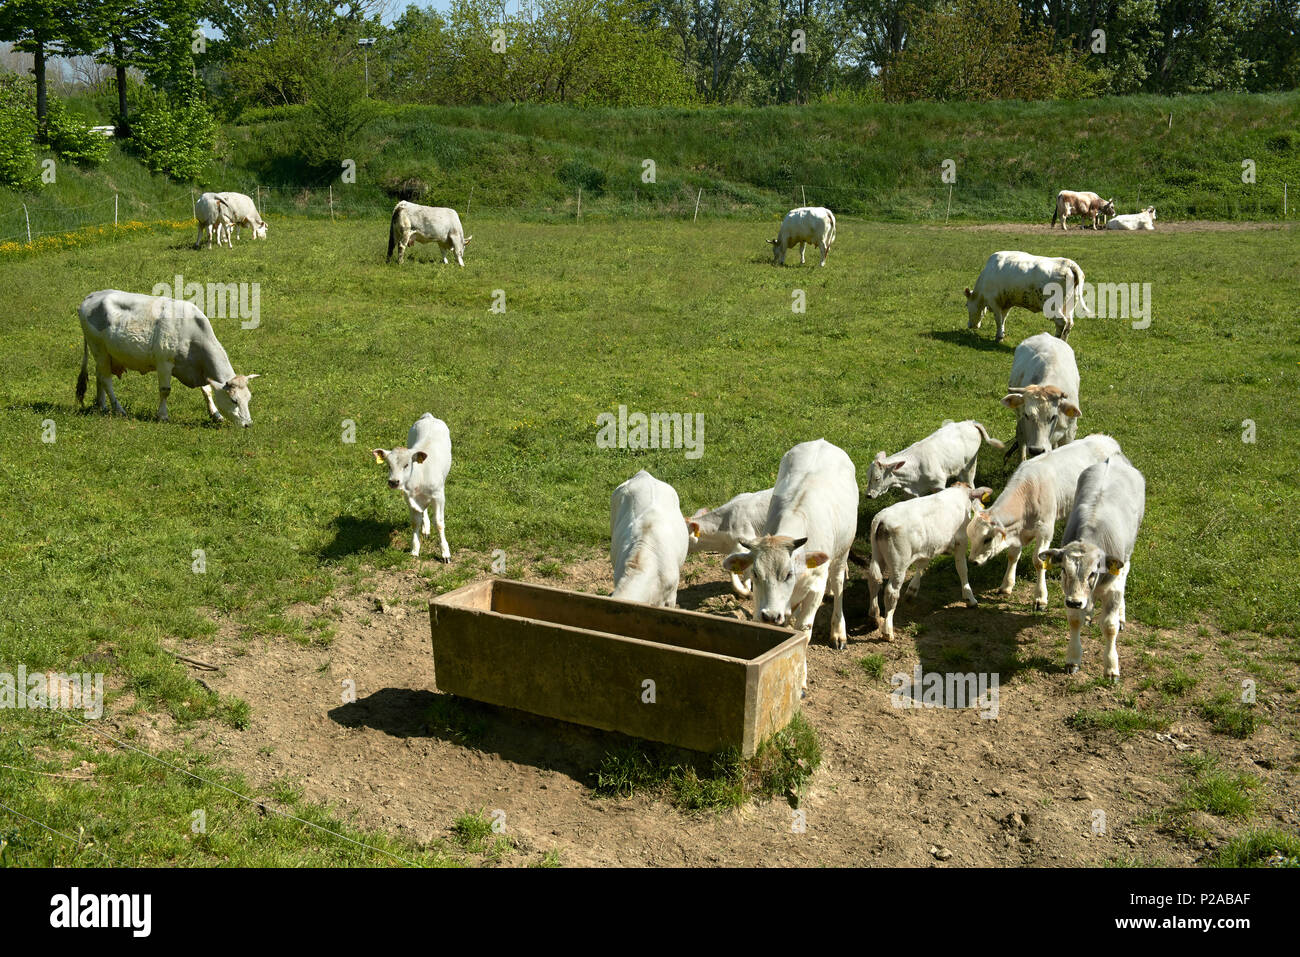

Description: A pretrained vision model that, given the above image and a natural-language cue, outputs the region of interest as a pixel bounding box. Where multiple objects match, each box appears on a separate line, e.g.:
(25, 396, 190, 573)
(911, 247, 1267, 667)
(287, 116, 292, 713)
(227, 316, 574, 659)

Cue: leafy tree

(0, 71, 40, 189)
(0, 0, 102, 130)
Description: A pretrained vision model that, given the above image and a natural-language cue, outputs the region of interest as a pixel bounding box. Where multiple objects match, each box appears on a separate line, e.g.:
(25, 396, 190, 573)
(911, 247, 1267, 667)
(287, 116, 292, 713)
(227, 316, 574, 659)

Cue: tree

(0, 0, 102, 130)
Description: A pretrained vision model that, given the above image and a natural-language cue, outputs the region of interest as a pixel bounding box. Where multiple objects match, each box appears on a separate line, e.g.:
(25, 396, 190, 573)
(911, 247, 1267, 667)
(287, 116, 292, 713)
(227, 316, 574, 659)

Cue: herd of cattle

(76, 188, 1152, 690)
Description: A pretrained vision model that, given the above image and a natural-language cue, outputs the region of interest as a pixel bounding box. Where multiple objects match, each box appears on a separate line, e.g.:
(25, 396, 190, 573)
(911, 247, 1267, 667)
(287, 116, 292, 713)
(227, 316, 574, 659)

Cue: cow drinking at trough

(372, 413, 453, 559)
(866, 483, 993, 640)
(1106, 207, 1157, 231)
(768, 206, 836, 266)
(685, 488, 773, 598)
(1038, 454, 1146, 680)
(965, 250, 1089, 341)
(1003, 332, 1081, 461)
(610, 470, 689, 607)
(866, 420, 1005, 499)
(965, 434, 1122, 610)
(722, 439, 858, 690)
(387, 201, 472, 266)
(76, 289, 259, 426)
(1051, 190, 1115, 231)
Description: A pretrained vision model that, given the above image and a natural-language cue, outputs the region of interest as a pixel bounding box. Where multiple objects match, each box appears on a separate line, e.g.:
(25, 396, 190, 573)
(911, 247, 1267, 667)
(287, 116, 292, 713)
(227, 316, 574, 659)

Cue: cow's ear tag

(981, 492, 991, 504)
(1041, 556, 1055, 570)
(372, 450, 385, 464)
(1106, 559, 1124, 575)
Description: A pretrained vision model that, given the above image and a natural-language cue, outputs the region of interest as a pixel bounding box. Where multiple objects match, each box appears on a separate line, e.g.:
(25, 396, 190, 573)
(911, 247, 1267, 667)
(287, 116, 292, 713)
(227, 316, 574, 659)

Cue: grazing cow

(685, 488, 773, 598)
(1106, 207, 1157, 231)
(767, 206, 836, 267)
(866, 483, 992, 639)
(387, 201, 472, 266)
(1051, 190, 1115, 231)
(1003, 333, 1081, 461)
(866, 420, 1005, 499)
(610, 470, 689, 607)
(1039, 454, 1146, 680)
(194, 192, 267, 250)
(965, 250, 1089, 341)
(966, 434, 1121, 610)
(722, 439, 858, 689)
(372, 413, 452, 559)
(217, 192, 269, 242)
(76, 289, 258, 426)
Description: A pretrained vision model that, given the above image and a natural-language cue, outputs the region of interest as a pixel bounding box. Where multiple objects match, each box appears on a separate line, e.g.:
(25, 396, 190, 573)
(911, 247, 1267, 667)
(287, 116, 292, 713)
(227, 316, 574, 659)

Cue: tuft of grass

(1205, 829, 1300, 867)
(1175, 754, 1260, 820)
(451, 809, 497, 853)
(744, 713, 822, 807)
(858, 654, 886, 681)
(1066, 707, 1169, 738)
(1195, 691, 1260, 739)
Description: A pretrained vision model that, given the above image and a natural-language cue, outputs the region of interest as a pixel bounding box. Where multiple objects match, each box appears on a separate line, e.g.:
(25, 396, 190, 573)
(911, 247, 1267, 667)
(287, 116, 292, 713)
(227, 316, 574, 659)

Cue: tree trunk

(33, 41, 48, 136)
(114, 38, 130, 136)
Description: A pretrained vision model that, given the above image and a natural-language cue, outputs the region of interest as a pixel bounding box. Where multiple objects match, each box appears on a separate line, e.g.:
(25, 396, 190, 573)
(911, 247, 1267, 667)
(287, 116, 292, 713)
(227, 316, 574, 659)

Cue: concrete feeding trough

(428, 579, 805, 757)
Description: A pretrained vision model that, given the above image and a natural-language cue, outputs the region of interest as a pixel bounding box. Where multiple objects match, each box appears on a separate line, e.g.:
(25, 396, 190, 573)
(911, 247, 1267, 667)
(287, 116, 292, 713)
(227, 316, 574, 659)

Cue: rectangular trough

(428, 579, 805, 757)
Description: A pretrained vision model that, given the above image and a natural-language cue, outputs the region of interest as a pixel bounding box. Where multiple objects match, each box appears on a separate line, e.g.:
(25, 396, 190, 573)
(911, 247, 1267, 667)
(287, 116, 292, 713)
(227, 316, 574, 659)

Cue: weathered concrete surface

(429, 579, 804, 756)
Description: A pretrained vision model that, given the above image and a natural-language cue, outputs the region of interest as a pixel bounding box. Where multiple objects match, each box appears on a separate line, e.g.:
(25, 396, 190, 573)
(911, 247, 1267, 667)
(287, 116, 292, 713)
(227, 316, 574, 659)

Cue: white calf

(372, 413, 452, 559)
(610, 469, 689, 607)
(685, 488, 773, 598)
(865, 420, 1004, 499)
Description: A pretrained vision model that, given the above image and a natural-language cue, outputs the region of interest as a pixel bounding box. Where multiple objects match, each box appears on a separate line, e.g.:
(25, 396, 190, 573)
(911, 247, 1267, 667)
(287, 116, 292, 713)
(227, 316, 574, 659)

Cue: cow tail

(974, 421, 1006, 450)
(1071, 261, 1090, 315)
(1050, 204, 1058, 226)
(386, 206, 401, 262)
(76, 336, 88, 406)
(828, 209, 837, 246)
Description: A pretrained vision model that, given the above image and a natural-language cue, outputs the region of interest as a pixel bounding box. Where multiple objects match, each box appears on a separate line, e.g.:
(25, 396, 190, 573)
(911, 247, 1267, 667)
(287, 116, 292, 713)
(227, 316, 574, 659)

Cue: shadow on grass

(319, 514, 393, 561)
(925, 328, 1015, 353)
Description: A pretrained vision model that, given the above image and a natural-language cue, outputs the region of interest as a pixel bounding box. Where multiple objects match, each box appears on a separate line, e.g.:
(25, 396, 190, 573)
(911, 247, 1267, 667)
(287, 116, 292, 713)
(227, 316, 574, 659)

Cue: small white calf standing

(372, 413, 452, 559)
(610, 470, 689, 607)
(865, 420, 1004, 498)
(867, 484, 992, 640)
(1038, 454, 1146, 680)
(387, 201, 472, 266)
(686, 488, 773, 598)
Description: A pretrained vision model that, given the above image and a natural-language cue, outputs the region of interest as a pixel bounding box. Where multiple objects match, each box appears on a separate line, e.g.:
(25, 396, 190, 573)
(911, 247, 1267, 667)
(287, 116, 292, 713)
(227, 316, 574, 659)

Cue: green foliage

(557, 158, 607, 195)
(0, 73, 40, 190)
(1196, 691, 1260, 738)
(1175, 754, 1260, 819)
(44, 99, 110, 166)
(1206, 829, 1300, 867)
(1066, 707, 1169, 737)
(293, 58, 378, 173)
(128, 93, 216, 180)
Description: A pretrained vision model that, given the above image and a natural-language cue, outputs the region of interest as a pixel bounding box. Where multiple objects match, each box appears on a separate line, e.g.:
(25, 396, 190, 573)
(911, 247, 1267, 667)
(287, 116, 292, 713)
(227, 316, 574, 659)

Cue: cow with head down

(1051, 190, 1115, 231)
(1002, 333, 1081, 461)
(767, 206, 836, 266)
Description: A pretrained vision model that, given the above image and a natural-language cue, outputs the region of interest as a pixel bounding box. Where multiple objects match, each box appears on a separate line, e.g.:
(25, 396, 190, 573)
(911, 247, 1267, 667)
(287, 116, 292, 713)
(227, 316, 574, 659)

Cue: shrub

(0, 74, 40, 190)
(44, 99, 109, 167)
(558, 158, 606, 195)
(129, 96, 216, 182)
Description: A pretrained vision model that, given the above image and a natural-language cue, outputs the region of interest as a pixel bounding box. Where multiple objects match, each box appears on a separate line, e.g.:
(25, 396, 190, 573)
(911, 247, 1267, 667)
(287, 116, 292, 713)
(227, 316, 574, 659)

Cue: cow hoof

(439, 555, 452, 564)
(1066, 663, 1080, 674)
(1033, 601, 1048, 612)
(800, 688, 807, 700)
(964, 598, 978, 608)
(1107, 675, 1120, 686)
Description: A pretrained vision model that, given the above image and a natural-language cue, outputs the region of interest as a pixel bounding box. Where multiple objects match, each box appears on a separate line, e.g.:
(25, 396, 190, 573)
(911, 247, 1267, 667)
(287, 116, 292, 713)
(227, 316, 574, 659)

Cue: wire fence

(2, 180, 1292, 247)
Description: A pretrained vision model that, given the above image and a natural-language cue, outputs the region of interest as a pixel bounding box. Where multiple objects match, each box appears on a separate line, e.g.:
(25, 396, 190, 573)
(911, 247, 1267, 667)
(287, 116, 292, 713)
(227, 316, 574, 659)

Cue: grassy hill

(3, 92, 1298, 239)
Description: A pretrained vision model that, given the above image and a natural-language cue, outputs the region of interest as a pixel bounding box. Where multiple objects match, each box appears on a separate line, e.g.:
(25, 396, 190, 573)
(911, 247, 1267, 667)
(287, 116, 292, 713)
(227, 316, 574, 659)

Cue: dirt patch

(164, 550, 1299, 867)
(940, 220, 1291, 234)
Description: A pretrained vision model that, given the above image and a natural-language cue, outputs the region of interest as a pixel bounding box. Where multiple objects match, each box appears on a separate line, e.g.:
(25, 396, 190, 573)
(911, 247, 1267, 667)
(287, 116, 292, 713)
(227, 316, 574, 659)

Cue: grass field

(1, 214, 1297, 864)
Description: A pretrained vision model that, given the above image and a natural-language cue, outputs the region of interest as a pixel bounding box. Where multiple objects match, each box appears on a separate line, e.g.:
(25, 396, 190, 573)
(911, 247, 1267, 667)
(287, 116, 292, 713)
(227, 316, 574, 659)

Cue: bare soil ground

(148, 549, 1298, 868)
(942, 220, 1291, 234)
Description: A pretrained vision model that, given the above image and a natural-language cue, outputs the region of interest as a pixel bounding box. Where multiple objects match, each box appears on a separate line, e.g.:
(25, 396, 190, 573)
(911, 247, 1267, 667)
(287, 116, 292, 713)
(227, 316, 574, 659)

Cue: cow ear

(686, 520, 701, 538)
(371, 449, 388, 464)
(1061, 402, 1081, 419)
(1001, 393, 1024, 409)
(722, 551, 753, 574)
(970, 486, 993, 502)
(888, 460, 906, 472)
(206, 378, 225, 391)
(964, 287, 974, 299)
(1038, 549, 1062, 570)
(805, 550, 830, 569)
(1105, 556, 1125, 575)
(789, 537, 809, 551)
(412, 450, 428, 463)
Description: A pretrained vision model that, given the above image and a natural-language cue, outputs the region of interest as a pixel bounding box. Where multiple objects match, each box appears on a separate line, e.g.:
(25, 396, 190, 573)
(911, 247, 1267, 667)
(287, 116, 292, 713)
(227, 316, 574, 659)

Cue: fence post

(577, 187, 581, 222)
(256, 185, 261, 214)
(114, 192, 118, 226)
(801, 185, 807, 206)
(1283, 183, 1288, 219)
(467, 185, 473, 217)
(693, 188, 702, 223)
(329, 184, 335, 221)
(22, 203, 31, 244)
(945, 183, 952, 223)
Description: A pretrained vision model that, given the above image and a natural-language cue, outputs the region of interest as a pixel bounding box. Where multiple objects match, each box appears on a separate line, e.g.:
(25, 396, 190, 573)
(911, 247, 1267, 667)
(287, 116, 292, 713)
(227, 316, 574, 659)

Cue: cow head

(684, 507, 713, 553)
(966, 510, 1015, 566)
(1001, 384, 1080, 458)
(767, 238, 785, 265)
(865, 452, 907, 498)
(722, 535, 828, 626)
(1101, 198, 1116, 218)
(1038, 542, 1125, 609)
(964, 287, 981, 325)
(371, 445, 429, 492)
(1145, 207, 1157, 220)
(207, 374, 258, 427)
(252, 220, 269, 240)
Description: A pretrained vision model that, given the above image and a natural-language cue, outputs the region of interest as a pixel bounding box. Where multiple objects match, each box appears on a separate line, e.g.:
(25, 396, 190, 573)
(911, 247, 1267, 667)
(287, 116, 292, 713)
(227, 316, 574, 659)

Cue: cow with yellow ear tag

(1038, 454, 1146, 682)
(372, 413, 452, 559)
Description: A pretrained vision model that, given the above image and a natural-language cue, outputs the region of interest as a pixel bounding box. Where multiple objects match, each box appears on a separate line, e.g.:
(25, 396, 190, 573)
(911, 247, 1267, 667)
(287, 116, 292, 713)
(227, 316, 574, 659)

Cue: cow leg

(408, 504, 424, 557)
(454, 243, 465, 267)
(90, 349, 110, 411)
(155, 361, 173, 421)
(95, 354, 125, 415)
(1031, 526, 1053, 610)
(799, 242, 806, 265)
(827, 560, 848, 650)
(433, 489, 450, 562)
(195, 223, 205, 250)
(1098, 580, 1125, 680)
(905, 560, 926, 598)
(200, 384, 224, 422)
(730, 570, 752, 599)
(998, 544, 1022, 595)
(881, 579, 902, 640)
(818, 241, 828, 267)
(396, 237, 407, 265)
(954, 544, 977, 607)
(1065, 605, 1086, 673)
(994, 306, 1008, 342)
(963, 455, 978, 486)
(866, 562, 883, 630)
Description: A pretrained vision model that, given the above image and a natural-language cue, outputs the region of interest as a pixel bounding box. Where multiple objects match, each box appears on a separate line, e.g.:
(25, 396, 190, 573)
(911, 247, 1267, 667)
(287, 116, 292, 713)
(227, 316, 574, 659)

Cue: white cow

(723, 439, 858, 689)
(866, 483, 992, 639)
(768, 206, 836, 267)
(1003, 333, 1081, 460)
(76, 289, 258, 426)
(685, 488, 773, 598)
(1039, 454, 1146, 680)
(216, 192, 269, 243)
(194, 191, 267, 249)
(372, 414, 452, 559)
(966, 434, 1121, 610)
(1106, 207, 1157, 231)
(964, 250, 1089, 341)
(866, 420, 1005, 499)
(387, 201, 472, 266)
(610, 470, 689, 607)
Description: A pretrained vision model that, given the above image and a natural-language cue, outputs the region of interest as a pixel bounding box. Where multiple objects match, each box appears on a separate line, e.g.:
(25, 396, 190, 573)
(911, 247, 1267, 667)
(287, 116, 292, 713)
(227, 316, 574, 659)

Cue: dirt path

(941, 220, 1291, 234)
(169, 551, 1297, 867)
